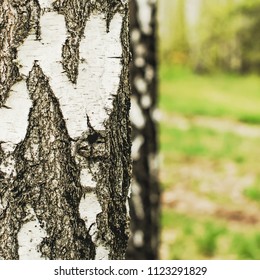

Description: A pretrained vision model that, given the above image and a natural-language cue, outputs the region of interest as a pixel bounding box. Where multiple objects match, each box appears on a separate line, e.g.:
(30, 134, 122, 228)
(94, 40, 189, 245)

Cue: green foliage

(236, 1, 260, 73)
(159, 0, 189, 64)
(171, 0, 189, 62)
(192, 0, 241, 73)
(192, 0, 260, 73)
(159, 0, 260, 73)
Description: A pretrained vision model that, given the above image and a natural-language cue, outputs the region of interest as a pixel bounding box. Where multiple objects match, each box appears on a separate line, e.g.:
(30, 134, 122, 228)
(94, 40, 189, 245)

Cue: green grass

(159, 64, 260, 185)
(162, 210, 260, 260)
(197, 222, 226, 257)
(232, 233, 260, 259)
(159, 65, 260, 123)
(244, 180, 260, 202)
(244, 187, 260, 202)
(159, 64, 260, 259)
(162, 211, 229, 259)
(161, 123, 260, 162)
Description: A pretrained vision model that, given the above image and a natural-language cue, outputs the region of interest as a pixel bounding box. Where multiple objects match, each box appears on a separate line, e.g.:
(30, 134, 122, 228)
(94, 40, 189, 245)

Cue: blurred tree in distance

(192, 0, 242, 73)
(159, 0, 260, 74)
(170, 0, 189, 64)
(126, 0, 160, 260)
(158, 0, 201, 65)
(237, 1, 260, 73)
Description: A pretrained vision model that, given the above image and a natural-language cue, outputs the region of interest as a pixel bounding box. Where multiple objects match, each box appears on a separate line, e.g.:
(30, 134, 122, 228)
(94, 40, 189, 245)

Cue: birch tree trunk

(126, 0, 160, 260)
(0, 0, 131, 260)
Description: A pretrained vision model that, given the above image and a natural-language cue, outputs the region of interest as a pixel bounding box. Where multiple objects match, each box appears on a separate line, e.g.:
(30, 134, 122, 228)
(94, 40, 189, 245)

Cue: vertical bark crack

(11, 62, 95, 259)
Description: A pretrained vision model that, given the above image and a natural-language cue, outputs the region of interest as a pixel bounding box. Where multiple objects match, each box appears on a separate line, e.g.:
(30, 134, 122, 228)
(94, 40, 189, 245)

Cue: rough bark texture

(126, 0, 160, 259)
(0, 0, 131, 260)
(0, 0, 40, 107)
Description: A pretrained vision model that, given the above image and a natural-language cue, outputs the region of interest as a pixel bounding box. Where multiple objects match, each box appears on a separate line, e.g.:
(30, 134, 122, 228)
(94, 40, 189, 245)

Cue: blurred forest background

(158, 0, 260, 259)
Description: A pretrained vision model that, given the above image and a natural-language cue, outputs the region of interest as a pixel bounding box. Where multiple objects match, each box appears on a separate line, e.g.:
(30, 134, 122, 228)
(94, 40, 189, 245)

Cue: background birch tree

(126, 0, 160, 260)
(0, 0, 131, 260)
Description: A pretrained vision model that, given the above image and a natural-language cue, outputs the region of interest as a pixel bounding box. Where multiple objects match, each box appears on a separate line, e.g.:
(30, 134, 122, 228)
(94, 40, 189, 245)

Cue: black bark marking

(52, 0, 126, 83)
(11, 62, 95, 259)
(71, 7, 131, 259)
(53, 0, 89, 84)
(0, 150, 25, 259)
(104, 0, 127, 33)
(0, 0, 131, 260)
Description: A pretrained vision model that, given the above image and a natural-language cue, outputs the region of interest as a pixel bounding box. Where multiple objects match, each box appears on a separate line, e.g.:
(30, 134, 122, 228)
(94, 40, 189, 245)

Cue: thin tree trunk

(0, 0, 131, 260)
(126, 0, 160, 260)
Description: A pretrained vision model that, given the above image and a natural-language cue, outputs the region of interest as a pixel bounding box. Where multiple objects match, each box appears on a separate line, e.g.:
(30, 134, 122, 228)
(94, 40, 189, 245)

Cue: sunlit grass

(160, 122, 260, 191)
(161, 210, 260, 260)
(159, 65, 260, 123)
(232, 233, 260, 259)
(244, 180, 260, 203)
(162, 211, 229, 259)
(159, 64, 260, 260)
(160, 123, 260, 162)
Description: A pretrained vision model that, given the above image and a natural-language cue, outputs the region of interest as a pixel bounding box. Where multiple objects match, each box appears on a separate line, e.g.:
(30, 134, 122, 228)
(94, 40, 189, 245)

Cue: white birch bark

(0, 0, 131, 260)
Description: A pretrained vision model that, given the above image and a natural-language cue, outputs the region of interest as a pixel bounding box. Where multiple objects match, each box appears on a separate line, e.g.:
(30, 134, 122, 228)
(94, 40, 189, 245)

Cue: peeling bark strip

(0, 0, 40, 107)
(126, 0, 160, 260)
(0, 0, 131, 260)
